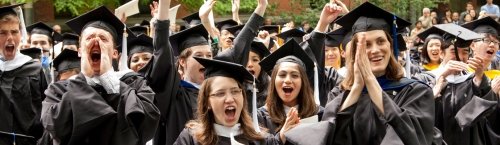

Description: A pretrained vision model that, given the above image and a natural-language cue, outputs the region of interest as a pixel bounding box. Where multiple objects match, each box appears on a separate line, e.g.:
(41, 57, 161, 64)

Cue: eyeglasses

(210, 88, 243, 98)
(476, 38, 500, 45)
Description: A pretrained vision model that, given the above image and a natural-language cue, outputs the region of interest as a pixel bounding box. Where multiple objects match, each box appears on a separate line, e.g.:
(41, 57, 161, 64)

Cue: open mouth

(486, 50, 495, 55)
(248, 69, 255, 75)
(90, 48, 101, 63)
(5, 44, 14, 52)
(225, 106, 236, 121)
(282, 86, 294, 96)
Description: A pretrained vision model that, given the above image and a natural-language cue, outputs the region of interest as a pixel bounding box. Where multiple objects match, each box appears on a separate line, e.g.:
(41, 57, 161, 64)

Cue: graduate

(51, 49, 80, 81)
(257, 40, 323, 137)
(40, 6, 160, 145)
(276, 28, 306, 44)
(27, 21, 61, 83)
(419, 27, 444, 72)
(324, 28, 344, 70)
(173, 58, 279, 145)
(259, 25, 280, 51)
(285, 2, 435, 145)
(127, 34, 153, 73)
(20, 47, 42, 60)
(245, 40, 271, 109)
(215, 19, 239, 52)
(413, 23, 497, 145)
(0, 4, 47, 145)
(60, 33, 79, 51)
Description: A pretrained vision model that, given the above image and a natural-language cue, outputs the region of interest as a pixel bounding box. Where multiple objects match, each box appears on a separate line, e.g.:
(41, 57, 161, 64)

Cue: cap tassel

(405, 50, 411, 78)
(392, 14, 399, 60)
(252, 78, 261, 133)
(313, 63, 320, 105)
(118, 24, 129, 71)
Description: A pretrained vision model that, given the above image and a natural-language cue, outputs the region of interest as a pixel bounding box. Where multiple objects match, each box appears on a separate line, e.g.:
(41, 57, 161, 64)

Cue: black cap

(27, 22, 61, 44)
(251, 39, 271, 58)
(129, 25, 148, 36)
(462, 17, 500, 36)
(53, 49, 81, 72)
(194, 57, 254, 83)
(216, 19, 239, 31)
(276, 28, 306, 43)
(140, 20, 150, 27)
(169, 24, 209, 56)
(182, 12, 201, 28)
(226, 25, 244, 36)
(259, 40, 314, 75)
(62, 33, 79, 47)
(325, 28, 345, 47)
(260, 25, 280, 34)
(0, 3, 23, 18)
(417, 26, 445, 41)
(20, 47, 42, 59)
(396, 34, 407, 51)
(335, 2, 411, 35)
(434, 23, 483, 48)
(65, 6, 133, 52)
(127, 34, 153, 56)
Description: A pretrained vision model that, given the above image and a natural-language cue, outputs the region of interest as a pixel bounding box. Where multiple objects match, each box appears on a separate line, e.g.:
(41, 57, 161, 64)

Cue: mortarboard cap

(194, 57, 254, 83)
(434, 23, 483, 47)
(396, 34, 407, 51)
(20, 47, 42, 59)
(182, 12, 201, 28)
(335, 2, 411, 35)
(129, 25, 148, 36)
(140, 20, 150, 27)
(65, 6, 133, 53)
(259, 40, 314, 75)
(251, 39, 271, 58)
(0, 3, 23, 18)
(417, 26, 445, 41)
(62, 33, 79, 46)
(462, 17, 500, 36)
(326, 28, 345, 47)
(226, 25, 244, 36)
(276, 28, 306, 43)
(216, 19, 239, 31)
(260, 25, 280, 34)
(52, 49, 80, 72)
(169, 24, 209, 56)
(27, 22, 61, 44)
(127, 34, 153, 56)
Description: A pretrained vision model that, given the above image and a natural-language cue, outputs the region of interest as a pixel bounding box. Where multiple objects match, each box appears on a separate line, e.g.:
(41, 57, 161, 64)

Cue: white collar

(213, 123, 242, 138)
(284, 105, 299, 116)
(185, 80, 200, 89)
(0, 52, 32, 72)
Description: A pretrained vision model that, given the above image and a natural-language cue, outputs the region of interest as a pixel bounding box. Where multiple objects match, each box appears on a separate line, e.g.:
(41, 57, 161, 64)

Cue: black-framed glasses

(475, 38, 500, 45)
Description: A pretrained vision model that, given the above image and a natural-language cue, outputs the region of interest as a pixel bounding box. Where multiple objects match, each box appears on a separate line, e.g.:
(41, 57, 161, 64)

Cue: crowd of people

(0, 0, 499, 145)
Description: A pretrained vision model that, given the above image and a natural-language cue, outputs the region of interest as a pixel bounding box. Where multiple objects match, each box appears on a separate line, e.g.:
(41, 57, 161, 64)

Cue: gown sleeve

(173, 128, 196, 145)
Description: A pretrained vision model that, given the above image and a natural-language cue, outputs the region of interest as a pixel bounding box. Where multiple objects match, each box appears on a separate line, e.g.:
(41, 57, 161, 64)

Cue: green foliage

(350, 0, 447, 20)
(179, 0, 256, 15)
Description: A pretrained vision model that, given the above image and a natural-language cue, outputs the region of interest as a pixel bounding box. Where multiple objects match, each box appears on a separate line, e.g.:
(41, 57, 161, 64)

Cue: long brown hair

(265, 62, 318, 132)
(187, 77, 264, 145)
(341, 32, 404, 90)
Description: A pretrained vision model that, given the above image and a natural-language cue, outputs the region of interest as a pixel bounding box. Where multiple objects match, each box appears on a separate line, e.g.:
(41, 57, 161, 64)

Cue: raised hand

(468, 56, 485, 78)
(232, 0, 240, 13)
(440, 60, 468, 78)
(97, 38, 114, 76)
(200, 0, 216, 20)
(254, 0, 267, 16)
(316, 2, 343, 32)
(149, 1, 159, 18)
(280, 107, 300, 143)
(80, 38, 97, 77)
(258, 30, 271, 48)
(355, 33, 376, 81)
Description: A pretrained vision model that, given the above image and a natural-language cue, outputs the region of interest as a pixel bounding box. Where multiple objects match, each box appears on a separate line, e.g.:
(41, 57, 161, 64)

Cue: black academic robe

(173, 128, 279, 145)
(285, 78, 435, 145)
(40, 73, 160, 145)
(0, 59, 46, 145)
(433, 75, 497, 145)
(257, 106, 324, 135)
(302, 32, 344, 107)
(485, 91, 500, 145)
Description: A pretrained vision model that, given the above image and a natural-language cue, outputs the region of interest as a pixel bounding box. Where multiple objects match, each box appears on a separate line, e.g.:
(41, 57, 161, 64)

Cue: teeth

(226, 106, 235, 110)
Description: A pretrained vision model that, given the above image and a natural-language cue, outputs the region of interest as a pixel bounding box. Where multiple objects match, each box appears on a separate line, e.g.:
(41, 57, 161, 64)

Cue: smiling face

(274, 62, 302, 107)
(471, 34, 500, 63)
(209, 76, 244, 127)
(325, 46, 341, 69)
(80, 27, 117, 75)
(220, 30, 234, 50)
(441, 44, 470, 63)
(0, 16, 21, 61)
(362, 30, 392, 77)
(426, 39, 442, 64)
(130, 52, 152, 72)
(30, 34, 52, 54)
(246, 51, 262, 77)
(180, 45, 212, 85)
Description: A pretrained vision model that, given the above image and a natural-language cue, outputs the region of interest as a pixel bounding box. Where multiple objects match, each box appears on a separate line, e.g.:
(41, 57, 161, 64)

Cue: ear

(112, 50, 119, 59)
(179, 58, 187, 68)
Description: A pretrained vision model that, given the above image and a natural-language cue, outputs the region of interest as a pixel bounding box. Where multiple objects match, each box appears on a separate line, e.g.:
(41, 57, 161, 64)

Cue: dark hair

(420, 37, 444, 64)
(265, 61, 318, 132)
(187, 77, 264, 145)
(341, 31, 404, 90)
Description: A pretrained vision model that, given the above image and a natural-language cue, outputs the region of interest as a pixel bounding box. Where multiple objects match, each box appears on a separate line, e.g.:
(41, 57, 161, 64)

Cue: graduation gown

(485, 91, 500, 145)
(434, 75, 497, 145)
(173, 127, 279, 145)
(257, 106, 324, 135)
(0, 59, 47, 145)
(302, 32, 344, 106)
(40, 73, 160, 145)
(285, 77, 435, 145)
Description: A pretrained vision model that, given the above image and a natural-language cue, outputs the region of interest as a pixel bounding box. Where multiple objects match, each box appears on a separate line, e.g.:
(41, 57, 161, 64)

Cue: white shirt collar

(0, 52, 32, 72)
(213, 123, 242, 138)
